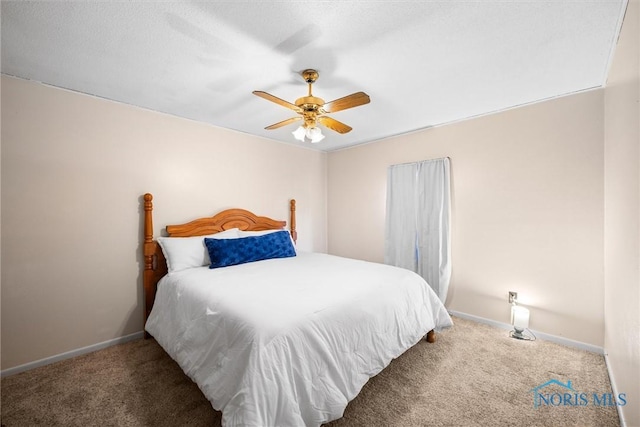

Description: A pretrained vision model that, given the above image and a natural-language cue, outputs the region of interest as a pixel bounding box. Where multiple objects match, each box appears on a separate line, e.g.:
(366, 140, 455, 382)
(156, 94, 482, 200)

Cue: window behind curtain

(384, 158, 451, 302)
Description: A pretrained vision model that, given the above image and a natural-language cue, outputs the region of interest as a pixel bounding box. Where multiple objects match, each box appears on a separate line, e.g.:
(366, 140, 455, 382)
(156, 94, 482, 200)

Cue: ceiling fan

(253, 69, 370, 143)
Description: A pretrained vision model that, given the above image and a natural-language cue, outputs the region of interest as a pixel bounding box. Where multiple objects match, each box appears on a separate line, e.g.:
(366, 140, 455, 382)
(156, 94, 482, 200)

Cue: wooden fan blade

(318, 116, 352, 134)
(253, 91, 302, 112)
(265, 117, 302, 130)
(322, 92, 370, 113)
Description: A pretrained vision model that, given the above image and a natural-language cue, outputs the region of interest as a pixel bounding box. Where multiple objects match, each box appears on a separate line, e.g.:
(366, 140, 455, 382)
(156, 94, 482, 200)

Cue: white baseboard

(0, 314, 607, 376)
(448, 310, 605, 355)
(1, 331, 145, 378)
(603, 353, 627, 427)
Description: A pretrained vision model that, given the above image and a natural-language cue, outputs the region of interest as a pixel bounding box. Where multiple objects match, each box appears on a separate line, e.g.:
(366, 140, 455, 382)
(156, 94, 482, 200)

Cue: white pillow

(238, 229, 296, 252)
(237, 229, 284, 237)
(158, 228, 240, 274)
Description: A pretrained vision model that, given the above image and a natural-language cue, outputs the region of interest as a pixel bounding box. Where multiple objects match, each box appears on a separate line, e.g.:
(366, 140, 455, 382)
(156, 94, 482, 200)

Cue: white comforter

(145, 252, 452, 427)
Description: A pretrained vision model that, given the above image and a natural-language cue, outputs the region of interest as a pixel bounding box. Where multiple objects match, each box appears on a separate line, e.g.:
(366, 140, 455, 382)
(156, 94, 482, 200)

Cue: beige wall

(604, 1, 640, 425)
(328, 90, 605, 346)
(0, 76, 327, 370)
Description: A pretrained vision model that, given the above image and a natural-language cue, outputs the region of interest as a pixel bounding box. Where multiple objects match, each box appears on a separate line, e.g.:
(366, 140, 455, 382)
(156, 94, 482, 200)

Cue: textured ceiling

(1, 1, 627, 151)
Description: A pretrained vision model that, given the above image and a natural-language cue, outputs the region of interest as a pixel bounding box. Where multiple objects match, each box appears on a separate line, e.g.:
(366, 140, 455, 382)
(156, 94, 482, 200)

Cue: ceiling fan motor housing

(295, 96, 325, 111)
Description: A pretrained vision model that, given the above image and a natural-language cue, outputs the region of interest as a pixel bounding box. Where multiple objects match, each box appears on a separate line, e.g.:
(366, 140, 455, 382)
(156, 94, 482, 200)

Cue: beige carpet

(1, 317, 620, 426)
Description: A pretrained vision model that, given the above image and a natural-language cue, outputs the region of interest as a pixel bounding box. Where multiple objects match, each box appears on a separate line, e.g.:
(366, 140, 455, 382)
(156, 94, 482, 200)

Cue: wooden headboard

(142, 193, 297, 333)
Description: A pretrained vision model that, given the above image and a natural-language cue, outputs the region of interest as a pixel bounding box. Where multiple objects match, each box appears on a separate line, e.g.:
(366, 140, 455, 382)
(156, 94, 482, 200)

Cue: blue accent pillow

(205, 230, 296, 268)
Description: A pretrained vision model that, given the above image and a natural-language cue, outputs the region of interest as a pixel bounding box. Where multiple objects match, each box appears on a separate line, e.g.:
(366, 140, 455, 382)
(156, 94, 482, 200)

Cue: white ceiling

(1, 1, 627, 151)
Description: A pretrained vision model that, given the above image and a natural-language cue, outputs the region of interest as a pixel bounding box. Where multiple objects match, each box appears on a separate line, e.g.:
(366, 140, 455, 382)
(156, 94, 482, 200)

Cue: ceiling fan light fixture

(292, 125, 306, 142)
(292, 124, 324, 143)
(306, 126, 325, 143)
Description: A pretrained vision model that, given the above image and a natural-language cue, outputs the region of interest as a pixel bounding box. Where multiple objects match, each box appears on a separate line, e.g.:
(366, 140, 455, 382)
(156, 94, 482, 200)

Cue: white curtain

(384, 158, 451, 302)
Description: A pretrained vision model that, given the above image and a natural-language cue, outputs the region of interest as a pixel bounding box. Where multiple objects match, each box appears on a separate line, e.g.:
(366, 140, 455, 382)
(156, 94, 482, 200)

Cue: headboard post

(290, 199, 297, 244)
(144, 193, 154, 262)
(143, 193, 156, 338)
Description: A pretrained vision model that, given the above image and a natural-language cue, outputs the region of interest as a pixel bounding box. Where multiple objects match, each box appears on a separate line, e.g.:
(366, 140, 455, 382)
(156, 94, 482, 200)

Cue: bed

(142, 193, 453, 426)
